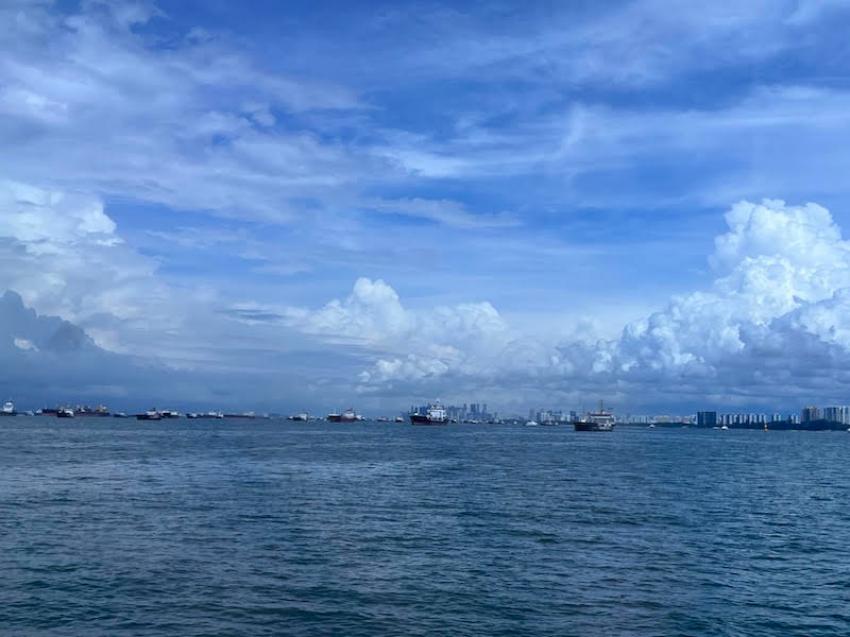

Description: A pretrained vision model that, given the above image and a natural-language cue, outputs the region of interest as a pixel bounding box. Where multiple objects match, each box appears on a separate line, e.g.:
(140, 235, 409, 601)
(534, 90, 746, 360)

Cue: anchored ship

(1, 400, 15, 416)
(327, 408, 358, 423)
(76, 405, 111, 417)
(410, 403, 448, 426)
(573, 402, 616, 432)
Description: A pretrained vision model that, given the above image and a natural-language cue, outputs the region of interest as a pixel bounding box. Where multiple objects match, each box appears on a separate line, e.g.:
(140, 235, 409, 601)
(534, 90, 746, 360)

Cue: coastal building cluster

(527, 409, 578, 425)
(414, 402, 498, 423)
(695, 405, 850, 428)
(697, 411, 800, 427)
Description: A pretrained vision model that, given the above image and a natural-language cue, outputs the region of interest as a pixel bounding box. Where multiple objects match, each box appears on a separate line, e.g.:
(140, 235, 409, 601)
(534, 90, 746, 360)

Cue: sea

(1, 418, 849, 636)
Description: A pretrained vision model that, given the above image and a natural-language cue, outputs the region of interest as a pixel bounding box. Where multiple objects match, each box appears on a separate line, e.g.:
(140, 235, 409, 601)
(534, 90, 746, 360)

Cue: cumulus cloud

(284, 277, 508, 349)
(284, 200, 850, 409)
(0, 180, 177, 347)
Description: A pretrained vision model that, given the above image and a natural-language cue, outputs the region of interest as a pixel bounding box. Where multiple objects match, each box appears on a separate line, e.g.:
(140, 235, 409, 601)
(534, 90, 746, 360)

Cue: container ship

(573, 403, 616, 431)
(410, 404, 448, 425)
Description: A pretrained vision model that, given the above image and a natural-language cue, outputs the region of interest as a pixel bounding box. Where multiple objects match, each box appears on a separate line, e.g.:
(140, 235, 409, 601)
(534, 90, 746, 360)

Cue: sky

(4, 0, 850, 414)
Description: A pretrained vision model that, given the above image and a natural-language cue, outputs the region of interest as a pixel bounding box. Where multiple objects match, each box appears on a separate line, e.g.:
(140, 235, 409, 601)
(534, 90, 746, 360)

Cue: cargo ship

(410, 404, 448, 426)
(573, 403, 615, 431)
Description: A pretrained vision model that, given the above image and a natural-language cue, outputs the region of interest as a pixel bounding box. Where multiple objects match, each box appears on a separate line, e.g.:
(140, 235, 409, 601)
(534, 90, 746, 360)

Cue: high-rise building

(801, 406, 821, 423)
(823, 406, 850, 425)
(697, 411, 717, 427)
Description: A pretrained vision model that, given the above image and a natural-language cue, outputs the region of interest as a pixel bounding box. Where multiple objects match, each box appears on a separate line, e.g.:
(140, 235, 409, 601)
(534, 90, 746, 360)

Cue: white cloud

(283, 200, 850, 409)
(0, 180, 118, 250)
(0, 180, 190, 358)
(0, 1, 377, 224)
(13, 337, 37, 351)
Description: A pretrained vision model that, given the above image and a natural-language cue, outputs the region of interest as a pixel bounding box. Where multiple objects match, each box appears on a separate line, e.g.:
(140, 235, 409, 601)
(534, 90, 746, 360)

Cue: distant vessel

(328, 408, 358, 423)
(394, 416, 404, 423)
(76, 405, 110, 417)
(720, 424, 729, 430)
(190, 411, 224, 419)
(159, 410, 181, 419)
(137, 410, 162, 421)
(224, 412, 256, 419)
(57, 407, 75, 418)
(1, 400, 15, 416)
(525, 420, 539, 427)
(573, 403, 615, 432)
(410, 404, 448, 426)
(287, 412, 309, 421)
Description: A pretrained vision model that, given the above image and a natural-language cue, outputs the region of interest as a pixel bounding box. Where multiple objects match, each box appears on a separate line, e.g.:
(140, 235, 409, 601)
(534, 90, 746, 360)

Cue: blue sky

(4, 0, 850, 413)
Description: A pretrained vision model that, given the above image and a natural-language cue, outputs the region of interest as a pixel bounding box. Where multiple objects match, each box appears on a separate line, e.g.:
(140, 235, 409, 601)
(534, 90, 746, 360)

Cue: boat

(193, 411, 224, 419)
(328, 408, 358, 422)
(159, 410, 181, 419)
(573, 402, 615, 431)
(410, 404, 448, 426)
(287, 412, 309, 421)
(720, 424, 729, 430)
(76, 405, 110, 417)
(112, 412, 128, 418)
(136, 410, 162, 421)
(394, 416, 404, 423)
(525, 420, 539, 427)
(56, 408, 75, 418)
(1, 400, 16, 416)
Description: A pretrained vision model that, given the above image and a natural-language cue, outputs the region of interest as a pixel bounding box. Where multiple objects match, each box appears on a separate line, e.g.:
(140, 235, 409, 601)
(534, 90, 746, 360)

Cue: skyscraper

(801, 406, 821, 423)
(697, 411, 717, 428)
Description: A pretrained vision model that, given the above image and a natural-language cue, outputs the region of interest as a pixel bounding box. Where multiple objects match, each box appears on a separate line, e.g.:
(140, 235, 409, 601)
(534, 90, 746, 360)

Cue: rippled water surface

(2, 419, 849, 636)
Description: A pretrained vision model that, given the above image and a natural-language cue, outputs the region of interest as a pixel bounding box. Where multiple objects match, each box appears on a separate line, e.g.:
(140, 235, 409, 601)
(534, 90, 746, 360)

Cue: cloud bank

(284, 200, 850, 410)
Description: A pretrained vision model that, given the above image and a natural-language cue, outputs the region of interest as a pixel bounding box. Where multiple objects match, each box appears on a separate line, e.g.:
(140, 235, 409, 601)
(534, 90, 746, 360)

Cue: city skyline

(5, 2, 850, 411)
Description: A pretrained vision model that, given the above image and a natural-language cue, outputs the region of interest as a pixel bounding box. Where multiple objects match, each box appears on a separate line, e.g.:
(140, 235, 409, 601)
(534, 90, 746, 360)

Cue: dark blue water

(1, 419, 849, 636)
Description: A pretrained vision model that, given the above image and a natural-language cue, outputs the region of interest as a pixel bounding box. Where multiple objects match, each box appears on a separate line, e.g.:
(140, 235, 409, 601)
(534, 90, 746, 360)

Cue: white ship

(327, 408, 358, 422)
(1, 400, 15, 416)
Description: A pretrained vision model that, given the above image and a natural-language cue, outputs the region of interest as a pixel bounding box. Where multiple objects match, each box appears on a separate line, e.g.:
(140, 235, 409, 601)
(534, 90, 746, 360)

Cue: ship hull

(410, 414, 447, 425)
(573, 421, 614, 432)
